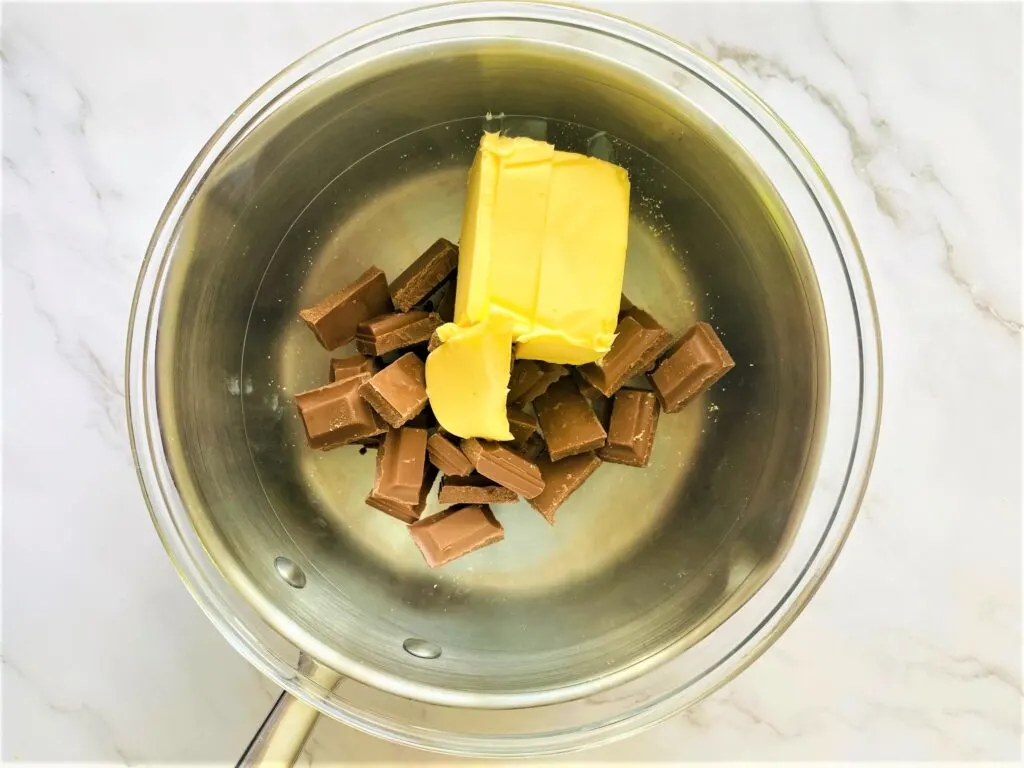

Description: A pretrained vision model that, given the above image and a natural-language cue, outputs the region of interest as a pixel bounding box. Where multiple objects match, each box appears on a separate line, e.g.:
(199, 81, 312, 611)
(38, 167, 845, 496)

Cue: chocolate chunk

(409, 504, 504, 567)
(626, 308, 677, 376)
(573, 371, 611, 429)
(461, 438, 545, 499)
(366, 428, 436, 523)
(389, 238, 459, 312)
(507, 360, 547, 403)
(427, 330, 443, 353)
(359, 352, 428, 427)
(578, 308, 673, 397)
(330, 354, 378, 383)
(529, 452, 602, 524)
(519, 433, 546, 461)
(299, 267, 393, 350)
(438, 474, 518, 504)
(508, 360, 568, 405)
(355, 311, 441, 356)
(294, 374, 387, 450)
(650, 322, 734, 412)
(533, 378, 607, 461)
(522, 362, 569, 403)
(426, 432, 474, 477)
(599, 389, 660, 467)
(506, 406, 539, 445)
(435, 282, 457, 323)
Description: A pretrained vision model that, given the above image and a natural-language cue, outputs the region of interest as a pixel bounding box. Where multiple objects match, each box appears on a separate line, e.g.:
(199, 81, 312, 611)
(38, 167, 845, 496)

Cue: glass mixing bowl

(127, 1, 881, 757)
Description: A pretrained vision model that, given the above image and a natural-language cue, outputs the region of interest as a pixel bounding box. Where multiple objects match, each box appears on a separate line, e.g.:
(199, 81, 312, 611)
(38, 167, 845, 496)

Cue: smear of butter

(425, 318, 514, 441)
(453, 133, 630, 365)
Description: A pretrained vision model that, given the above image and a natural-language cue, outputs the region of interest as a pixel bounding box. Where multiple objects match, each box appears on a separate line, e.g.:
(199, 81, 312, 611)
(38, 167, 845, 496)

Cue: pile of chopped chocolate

(293, 238, 734, 569)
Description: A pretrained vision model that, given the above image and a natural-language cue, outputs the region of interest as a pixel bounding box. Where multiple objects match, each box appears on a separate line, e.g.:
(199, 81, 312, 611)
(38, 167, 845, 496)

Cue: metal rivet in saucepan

(274, 557, 306, 588)
(403, 638, 442, 659)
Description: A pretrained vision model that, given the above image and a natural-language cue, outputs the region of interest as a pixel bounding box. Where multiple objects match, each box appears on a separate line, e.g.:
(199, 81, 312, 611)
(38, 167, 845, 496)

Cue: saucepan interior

(152, 35, 828, 705)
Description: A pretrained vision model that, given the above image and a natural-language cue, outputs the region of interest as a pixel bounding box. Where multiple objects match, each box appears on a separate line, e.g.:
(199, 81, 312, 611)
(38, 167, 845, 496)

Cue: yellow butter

(453, 133, 630, 365)
(425, 318, 514, 441)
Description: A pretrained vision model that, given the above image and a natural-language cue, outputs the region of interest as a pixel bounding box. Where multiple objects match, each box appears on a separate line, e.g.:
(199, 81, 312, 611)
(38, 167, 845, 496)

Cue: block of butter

(453, 133, 630, 365)
(427, 133, 630, 439)
(424, 318, 515, 441)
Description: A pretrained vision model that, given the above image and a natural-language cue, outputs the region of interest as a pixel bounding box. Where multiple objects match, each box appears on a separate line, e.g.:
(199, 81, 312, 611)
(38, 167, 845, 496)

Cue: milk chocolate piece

(438, 474, 518, 504)
(578, 308, 674, 397)
(330, 354, 378, 383)
(524, 363, 569, 403)
(426, 432, 474, 477)
(427, 330, 443, 353)
(435, 282, 457, 323)
(599, 389, 660, 467)
(650, 322, 734, 412)
(507, 360, 546, 403)
(360, 352, 428, 427)
(506, 406, 539, 445)
(355, 311, 441, 356)
(534, 378, 607, 461)
(508, 360, 569, 405)
(573, 371, 611, 429)
(294, 374, 387, 450)
(529, 452, 602, 524)
(299, 267, 393, 350)
(461, 438, 545, 499)
(626, 308, 677, 376)
(366, 428, 435, 523)
(389, 238, 459, 312)
(519, 433, 546, 461)
(409, 504, 504, 568)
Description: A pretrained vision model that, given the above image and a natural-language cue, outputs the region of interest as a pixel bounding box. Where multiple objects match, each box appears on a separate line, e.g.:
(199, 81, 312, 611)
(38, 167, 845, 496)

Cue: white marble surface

(2, 1, 1020, 763)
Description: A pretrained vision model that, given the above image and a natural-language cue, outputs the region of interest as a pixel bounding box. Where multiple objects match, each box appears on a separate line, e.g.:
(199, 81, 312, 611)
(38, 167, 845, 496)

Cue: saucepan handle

(237, 654, 341, 768)
(237, 690, 323, 767)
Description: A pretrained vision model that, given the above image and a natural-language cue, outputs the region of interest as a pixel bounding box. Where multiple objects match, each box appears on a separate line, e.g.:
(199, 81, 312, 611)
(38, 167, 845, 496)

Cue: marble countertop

(3, 2, 1020, 763)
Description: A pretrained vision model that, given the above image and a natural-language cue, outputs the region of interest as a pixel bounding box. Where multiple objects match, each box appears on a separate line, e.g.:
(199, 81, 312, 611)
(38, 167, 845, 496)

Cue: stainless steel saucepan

(127, 2, 881, 761)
